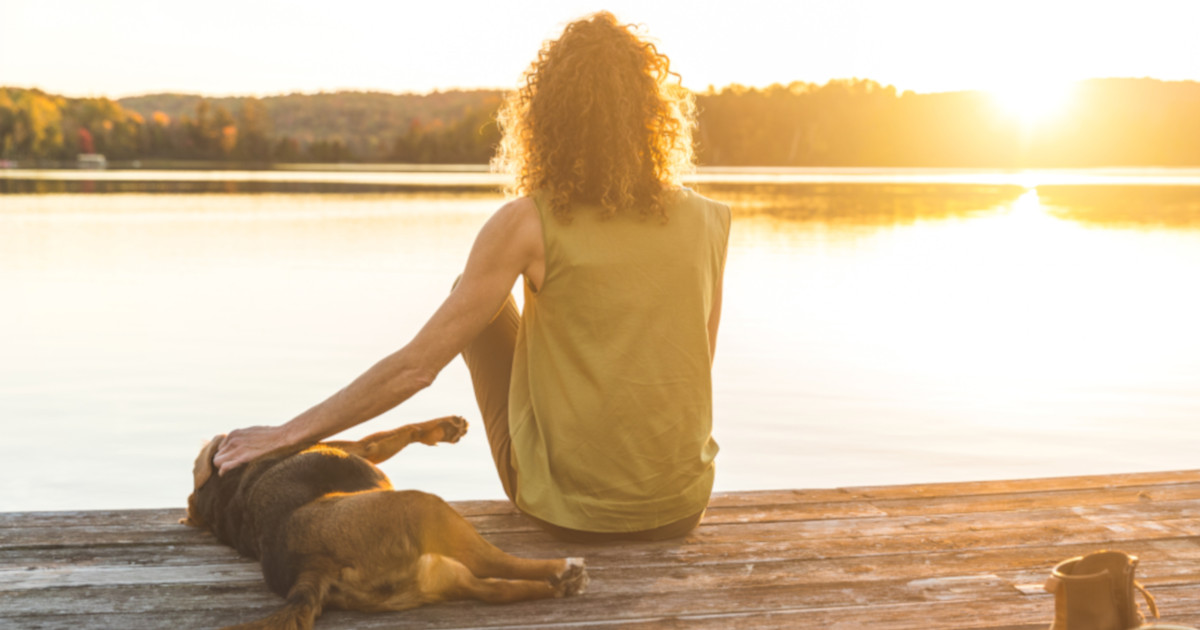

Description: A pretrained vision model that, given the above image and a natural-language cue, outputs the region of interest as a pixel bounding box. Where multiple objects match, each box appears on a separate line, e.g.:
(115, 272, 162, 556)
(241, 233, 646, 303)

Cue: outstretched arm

(213, 198, 543, 474)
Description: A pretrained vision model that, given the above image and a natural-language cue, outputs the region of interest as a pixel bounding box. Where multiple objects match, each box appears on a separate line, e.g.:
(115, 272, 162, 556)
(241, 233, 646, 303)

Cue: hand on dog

(213, 425, 291, 475)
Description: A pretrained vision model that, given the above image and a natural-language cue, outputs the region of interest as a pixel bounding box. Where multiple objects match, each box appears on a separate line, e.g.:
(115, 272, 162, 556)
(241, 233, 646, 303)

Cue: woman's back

(213, 12, 728, 543)
(509, 188, 731, 532)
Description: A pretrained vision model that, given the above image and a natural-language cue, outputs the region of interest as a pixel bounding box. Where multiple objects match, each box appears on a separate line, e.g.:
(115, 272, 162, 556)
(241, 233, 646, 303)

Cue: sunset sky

(1, 0, 1198, 98)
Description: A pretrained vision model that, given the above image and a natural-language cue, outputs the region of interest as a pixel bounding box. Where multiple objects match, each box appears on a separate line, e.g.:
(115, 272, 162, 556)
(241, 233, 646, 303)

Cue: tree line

(0, 88, 504, 164)
(2, 78, 1198, 167)
(696, 78, 1200, 167)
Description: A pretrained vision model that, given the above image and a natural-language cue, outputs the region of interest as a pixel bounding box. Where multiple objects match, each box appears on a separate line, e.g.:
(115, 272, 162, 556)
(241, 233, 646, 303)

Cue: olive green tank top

(509, 188, 731, 532)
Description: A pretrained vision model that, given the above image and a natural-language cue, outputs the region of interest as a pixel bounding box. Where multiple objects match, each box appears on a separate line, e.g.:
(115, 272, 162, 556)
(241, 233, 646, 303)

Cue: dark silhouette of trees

(272, 136, 301, 162)
(3, 79, 1200, 166)
(235, 100, 271, 161)
(118, 90, 503, 163)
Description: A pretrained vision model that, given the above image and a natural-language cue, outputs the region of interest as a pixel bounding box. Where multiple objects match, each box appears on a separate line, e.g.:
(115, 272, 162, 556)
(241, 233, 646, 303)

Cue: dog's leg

(414, 553, 564, 605)
(220, 568, 330, 630)
(323, 415, 468, 464)
(413, 494, 587, 597)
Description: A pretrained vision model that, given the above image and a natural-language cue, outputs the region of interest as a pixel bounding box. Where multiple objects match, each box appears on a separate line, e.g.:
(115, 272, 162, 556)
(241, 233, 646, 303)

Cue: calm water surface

(3, 175, 1200, 511)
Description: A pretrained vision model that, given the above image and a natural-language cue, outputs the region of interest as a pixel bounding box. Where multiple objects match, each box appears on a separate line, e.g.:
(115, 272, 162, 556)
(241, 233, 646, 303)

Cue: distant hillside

(116, 90, 504, 162)
(4, 79, 1200, 166)
(118, 90, 504, 160)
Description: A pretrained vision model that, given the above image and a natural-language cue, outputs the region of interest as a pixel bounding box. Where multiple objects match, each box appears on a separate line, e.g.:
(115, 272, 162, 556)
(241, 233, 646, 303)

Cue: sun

(989, 80, 1076, 128)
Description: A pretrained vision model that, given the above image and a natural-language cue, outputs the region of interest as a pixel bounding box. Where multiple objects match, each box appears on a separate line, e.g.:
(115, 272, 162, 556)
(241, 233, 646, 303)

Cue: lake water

(3, 169, 1200, 511)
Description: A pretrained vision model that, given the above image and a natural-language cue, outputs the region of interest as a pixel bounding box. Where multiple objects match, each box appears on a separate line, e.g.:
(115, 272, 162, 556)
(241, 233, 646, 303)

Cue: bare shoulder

(495, 195, 539, 222)
(488, 196, 542, 246)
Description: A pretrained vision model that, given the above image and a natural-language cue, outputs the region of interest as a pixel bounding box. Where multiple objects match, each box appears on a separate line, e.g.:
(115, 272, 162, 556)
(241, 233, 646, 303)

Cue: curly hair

(492, 11, 696, 223)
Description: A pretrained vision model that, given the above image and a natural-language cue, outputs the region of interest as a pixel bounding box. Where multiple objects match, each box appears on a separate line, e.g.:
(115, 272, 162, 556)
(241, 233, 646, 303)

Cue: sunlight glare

(1008, 188, 1046, 220)
(990, 80, 1076, 128)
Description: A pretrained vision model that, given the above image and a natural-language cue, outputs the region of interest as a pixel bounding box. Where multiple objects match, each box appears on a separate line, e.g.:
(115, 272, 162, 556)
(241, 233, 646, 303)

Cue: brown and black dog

(184, 416, 586, 629)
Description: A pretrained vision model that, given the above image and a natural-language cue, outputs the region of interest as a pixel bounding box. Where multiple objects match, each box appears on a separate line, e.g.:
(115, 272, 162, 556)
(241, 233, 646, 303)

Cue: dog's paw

(417, 415, 469, 445)
(552, 557, 587, 597)
(438, 415, 468, 444)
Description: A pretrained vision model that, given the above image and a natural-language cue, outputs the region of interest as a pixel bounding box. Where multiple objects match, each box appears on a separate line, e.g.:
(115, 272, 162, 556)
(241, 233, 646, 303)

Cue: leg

(322, 415, 468, 464)
(528, 508, 706, 543)
(415, 553, 563, 605)
(456, 277, 522, 501)
(290, 491, 584, 613)
(221, 568, 331, 630)
(410, 492, 586, 595)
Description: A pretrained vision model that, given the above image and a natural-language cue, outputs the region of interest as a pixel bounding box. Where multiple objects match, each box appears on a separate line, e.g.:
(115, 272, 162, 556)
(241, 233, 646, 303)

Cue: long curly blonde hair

(493, 11, 696, 223)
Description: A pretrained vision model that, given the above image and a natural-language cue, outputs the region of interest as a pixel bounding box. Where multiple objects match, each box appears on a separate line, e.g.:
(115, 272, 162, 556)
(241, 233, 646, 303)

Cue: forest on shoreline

(2, 78, 1198, 168)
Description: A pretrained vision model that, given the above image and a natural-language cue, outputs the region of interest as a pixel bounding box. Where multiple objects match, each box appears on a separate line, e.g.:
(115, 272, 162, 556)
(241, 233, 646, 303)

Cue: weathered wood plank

(0, 488, 858, 529)
(2, 494, 1190, 566)
(6, 478, 1199, 552)
(5, 476, 1198, 552)
(4, 534, 1197, 618)
(6, 490, 1197, 554)
(6, 537, 1198, 603)
(847, 469, 1200, 500)
(0, 562, 262, 591)
(2, 507, 1194, 580)
(5, 582, 1197, 630)
(1, 540, 1195, 611)
(868, 480, 1200, 518)
(0, 574, 1027, 619)
(0, 499, 891, 544)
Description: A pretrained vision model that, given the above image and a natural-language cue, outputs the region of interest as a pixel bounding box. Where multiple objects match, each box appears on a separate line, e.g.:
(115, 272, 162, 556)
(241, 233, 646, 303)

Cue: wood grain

(4, 471, 1200, 629)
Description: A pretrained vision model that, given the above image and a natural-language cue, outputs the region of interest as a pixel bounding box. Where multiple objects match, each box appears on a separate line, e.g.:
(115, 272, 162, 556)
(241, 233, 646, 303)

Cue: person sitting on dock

(212, 11, 731, 542)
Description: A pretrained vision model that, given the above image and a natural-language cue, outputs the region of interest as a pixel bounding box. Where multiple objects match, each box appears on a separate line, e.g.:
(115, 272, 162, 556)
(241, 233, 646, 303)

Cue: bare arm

(213, 198, 543, 474)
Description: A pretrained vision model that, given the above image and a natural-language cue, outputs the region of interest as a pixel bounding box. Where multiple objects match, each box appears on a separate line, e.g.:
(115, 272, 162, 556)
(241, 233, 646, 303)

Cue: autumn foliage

(1, 78, 1198, 167)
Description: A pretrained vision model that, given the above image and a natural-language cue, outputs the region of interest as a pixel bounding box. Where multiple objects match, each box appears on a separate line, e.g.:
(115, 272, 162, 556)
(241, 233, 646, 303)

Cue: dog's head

(181, 434, 225, 528)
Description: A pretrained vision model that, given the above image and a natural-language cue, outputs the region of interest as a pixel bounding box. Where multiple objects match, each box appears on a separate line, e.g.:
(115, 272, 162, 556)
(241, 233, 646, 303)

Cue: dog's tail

(220, 570, 329, 630)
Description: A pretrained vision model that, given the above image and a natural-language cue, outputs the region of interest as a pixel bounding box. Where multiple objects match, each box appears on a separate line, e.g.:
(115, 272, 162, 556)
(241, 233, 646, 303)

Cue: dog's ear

(192, 434, 226, 491)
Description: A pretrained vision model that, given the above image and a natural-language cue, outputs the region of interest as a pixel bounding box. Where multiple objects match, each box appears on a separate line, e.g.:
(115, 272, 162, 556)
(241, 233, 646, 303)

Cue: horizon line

(6, 75, 1198, 102)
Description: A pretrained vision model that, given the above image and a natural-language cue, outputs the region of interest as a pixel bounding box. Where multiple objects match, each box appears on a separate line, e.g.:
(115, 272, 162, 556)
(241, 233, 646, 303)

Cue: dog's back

(189, 444, 391, 595)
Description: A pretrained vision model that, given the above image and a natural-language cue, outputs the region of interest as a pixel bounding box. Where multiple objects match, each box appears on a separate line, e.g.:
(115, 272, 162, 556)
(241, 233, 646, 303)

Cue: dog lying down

(184, 416, 587, 630)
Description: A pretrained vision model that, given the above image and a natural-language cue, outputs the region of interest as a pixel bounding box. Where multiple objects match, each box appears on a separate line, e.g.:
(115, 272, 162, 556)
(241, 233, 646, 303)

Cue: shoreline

(5, 165, 1200, 189)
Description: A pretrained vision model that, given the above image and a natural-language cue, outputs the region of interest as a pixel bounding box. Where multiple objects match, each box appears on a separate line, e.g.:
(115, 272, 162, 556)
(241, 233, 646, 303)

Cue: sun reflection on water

(714, 184, 1200, 490)
(3, 185, 1200, 509)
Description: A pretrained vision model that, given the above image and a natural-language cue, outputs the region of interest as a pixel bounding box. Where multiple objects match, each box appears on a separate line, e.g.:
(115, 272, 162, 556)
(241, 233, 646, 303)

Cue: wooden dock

(4, 470, 1200, 629)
